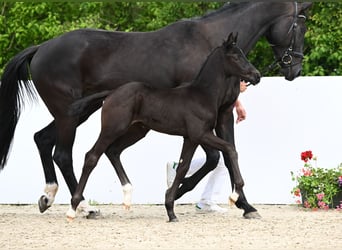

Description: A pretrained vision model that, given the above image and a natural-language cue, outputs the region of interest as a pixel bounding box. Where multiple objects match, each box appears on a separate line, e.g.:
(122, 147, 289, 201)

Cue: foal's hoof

(243, 211, 261, 219)
(86, 210, 101, 219)
(123, 203, 131, 211)
(38, 195, 50, 213)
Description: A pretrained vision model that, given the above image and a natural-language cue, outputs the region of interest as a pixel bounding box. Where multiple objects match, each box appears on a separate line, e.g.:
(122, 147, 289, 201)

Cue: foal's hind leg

(105, 123, 150, 210)
(165, 138, 198, 222)
(34, 121, 59, 213)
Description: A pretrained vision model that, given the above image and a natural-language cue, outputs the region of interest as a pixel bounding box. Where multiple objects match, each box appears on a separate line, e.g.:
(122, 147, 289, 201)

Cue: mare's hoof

(169, 217, 179, 223)
(243, 211, 261, 219)
(38, 195, 50, 213)
(86, 210, 101, 219)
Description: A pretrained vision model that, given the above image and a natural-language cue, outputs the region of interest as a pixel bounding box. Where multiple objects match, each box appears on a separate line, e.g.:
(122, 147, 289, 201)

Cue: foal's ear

(226, 32, 234, 45)
(234, 32, 238, 44)
(224, 32, 235, 48)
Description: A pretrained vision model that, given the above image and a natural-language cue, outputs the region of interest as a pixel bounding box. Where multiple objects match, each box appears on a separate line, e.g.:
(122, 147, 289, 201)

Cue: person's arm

(234, 81, 248, 124)
(235, 99, 246, 124)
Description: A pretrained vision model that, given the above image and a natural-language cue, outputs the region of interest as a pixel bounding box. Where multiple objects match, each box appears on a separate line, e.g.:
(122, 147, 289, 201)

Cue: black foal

(67, 33, 260, 222)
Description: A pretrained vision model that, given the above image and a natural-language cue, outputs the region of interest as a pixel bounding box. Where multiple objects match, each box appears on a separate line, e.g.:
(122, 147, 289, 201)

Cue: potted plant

(291, 150, 342, 210)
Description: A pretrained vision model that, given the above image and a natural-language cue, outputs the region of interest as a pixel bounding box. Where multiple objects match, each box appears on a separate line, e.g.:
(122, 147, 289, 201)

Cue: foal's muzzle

(248, 70, 261, 85)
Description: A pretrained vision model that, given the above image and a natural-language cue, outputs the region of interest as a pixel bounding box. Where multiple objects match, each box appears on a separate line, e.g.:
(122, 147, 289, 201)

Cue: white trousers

(186, 153, 228, 205)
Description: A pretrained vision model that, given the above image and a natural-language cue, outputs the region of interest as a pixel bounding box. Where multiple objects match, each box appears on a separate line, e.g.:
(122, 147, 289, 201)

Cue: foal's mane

(192, 45, 224, 84)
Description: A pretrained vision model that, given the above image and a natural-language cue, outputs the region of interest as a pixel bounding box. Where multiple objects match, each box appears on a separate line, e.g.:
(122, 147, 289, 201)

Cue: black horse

(0, 2, 312, 218)
(67, 33, 260, 222)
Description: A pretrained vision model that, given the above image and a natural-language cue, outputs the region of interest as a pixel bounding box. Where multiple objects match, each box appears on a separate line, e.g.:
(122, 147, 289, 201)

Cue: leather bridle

(261, 2, 307, 76)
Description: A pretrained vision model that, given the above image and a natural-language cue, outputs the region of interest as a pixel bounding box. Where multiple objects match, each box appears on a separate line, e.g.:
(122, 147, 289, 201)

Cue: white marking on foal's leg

(122, 184, 133, 210)
(229, 189, 239, 206)
(43, 183, 59, 206)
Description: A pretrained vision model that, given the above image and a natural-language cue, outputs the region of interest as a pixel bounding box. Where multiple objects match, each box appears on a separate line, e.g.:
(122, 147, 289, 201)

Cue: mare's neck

(198, 2, 291, 53)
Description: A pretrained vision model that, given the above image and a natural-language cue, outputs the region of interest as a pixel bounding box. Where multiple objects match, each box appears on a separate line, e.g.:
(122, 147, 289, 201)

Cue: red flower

(294, 188, 301, 197)
(301, 150, 313, 162)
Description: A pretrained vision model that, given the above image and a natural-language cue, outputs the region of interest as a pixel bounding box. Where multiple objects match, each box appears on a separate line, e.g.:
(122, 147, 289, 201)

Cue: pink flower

(316, 193, 324, 201)
(302, 168, 312, 176)
(304, 200, 311, 208)
(318, 201, 325, 208)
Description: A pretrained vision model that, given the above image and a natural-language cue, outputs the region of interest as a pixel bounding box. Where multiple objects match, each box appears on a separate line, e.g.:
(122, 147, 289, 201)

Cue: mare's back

(30, 20, 212, 89)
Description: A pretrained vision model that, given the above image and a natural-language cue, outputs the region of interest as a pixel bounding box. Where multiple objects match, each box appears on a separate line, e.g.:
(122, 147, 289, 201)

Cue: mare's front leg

(215, 111, 260, 219)
(165, 138, 198, 222)
(105, 123, 150, 209)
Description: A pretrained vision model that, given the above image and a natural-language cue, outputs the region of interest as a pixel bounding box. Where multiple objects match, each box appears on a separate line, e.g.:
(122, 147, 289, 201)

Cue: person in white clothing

(166, 81, 247, 213)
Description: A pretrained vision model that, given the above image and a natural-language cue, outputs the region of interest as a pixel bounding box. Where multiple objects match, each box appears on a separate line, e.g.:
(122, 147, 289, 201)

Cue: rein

(248, 1, 306, 85)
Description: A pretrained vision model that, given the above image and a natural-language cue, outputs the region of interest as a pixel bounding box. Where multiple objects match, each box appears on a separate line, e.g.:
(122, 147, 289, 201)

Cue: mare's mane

(199, 2, 248, 20)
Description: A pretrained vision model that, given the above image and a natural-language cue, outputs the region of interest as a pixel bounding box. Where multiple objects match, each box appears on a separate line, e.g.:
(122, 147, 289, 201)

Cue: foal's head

(222, 33, 260, 85)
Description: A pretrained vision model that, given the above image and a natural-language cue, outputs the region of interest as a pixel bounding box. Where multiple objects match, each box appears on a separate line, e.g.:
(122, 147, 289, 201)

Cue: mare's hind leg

(105, 123, 150, 210)
(215, 111, 260, 219)
(53, 117, 99, 217)
(165, 138, 198, 222)
(34, 122, 59, 213)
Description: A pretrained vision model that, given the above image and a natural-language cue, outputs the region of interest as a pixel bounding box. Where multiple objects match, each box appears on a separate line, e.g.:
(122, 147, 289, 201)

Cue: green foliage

(0, 2, 104, 74)
(0, 2, 341, 76)
(303, 2, 342, 76)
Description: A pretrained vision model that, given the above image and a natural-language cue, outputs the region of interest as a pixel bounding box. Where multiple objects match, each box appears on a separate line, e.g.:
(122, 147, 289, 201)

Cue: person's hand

(235, 99, 246, 124)
(240, 81, 247, 93)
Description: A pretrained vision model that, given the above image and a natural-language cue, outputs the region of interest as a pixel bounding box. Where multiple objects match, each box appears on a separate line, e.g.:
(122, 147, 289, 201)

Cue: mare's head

(222, 33, 260, 85)
(264, 2, 312, 81)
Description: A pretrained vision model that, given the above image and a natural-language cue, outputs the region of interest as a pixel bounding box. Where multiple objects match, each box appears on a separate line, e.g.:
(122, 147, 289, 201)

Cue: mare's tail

(0, 45, 39, 169)
(68, 90, 112, 116)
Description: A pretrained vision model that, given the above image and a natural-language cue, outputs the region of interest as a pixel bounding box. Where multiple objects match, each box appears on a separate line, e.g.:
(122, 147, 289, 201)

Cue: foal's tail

(68, 90, 112, 116)
(0, 45, 39, 170)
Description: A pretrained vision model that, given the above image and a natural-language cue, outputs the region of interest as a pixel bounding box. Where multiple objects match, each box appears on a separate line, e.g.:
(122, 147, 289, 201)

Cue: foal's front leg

(175, 146, 220, 200)
(215, 111, 260, 219)
(67, 130, 115, 220)
(165, 138, 198, 222)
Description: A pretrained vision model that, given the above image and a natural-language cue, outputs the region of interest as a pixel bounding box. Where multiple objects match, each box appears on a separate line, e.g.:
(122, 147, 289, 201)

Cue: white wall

(0, 76, 341, 205)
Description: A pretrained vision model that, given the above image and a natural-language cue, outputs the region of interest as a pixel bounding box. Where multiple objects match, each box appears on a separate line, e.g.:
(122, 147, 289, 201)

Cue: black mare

(67, 33, 261, 221)
(0, 2, 312, 218)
